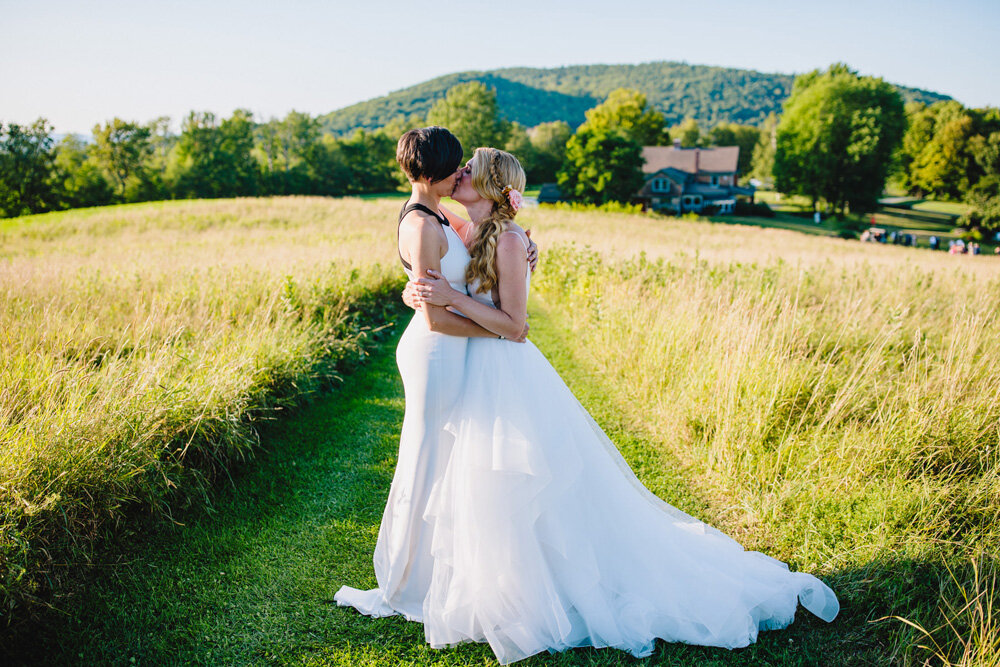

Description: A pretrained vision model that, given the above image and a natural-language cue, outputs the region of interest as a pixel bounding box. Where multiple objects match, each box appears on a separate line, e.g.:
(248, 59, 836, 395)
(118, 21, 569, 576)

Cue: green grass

(747, 191, 973, 244)
(705, 207, 975, 249)
(4, 303, 869, 667)
(910, 201, 970, 216)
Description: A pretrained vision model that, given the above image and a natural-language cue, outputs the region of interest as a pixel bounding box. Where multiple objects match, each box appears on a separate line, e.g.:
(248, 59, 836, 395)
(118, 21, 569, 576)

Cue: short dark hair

(396, 127, 463, 183)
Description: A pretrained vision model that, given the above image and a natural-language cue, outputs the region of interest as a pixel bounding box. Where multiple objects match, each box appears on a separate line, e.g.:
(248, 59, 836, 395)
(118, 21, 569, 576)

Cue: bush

(735, 200, 776, 217)
(540, 200, 645, 214)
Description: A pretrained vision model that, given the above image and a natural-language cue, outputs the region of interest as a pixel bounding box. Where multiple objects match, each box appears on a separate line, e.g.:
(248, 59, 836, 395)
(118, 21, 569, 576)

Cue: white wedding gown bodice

(335, 208, 471, 621)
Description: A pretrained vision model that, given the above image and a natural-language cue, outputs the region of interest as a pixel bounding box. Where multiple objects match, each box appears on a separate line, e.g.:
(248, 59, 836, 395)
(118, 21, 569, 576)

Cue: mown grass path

(6, 304, 856, 666)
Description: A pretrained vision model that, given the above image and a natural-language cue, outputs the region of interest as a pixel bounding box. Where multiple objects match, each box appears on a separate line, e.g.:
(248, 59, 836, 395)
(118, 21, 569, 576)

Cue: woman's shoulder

(400, 209, 444, 234)
(497, 223, 529, 253)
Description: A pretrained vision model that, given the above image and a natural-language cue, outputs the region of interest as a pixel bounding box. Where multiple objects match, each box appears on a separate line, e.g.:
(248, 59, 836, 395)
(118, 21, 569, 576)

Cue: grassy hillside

(318, 62, 953, 134)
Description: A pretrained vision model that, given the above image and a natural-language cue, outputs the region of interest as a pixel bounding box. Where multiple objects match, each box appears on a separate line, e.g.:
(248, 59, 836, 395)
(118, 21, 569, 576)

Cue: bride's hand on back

(416, 269, 461, 306)
(525, 229, 539, 273)
(402, 281, 422, 310)
(509, 319, 529, 343)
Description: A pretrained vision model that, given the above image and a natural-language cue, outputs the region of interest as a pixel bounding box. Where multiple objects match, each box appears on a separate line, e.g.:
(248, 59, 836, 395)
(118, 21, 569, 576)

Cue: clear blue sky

(4, 0, 999, 134)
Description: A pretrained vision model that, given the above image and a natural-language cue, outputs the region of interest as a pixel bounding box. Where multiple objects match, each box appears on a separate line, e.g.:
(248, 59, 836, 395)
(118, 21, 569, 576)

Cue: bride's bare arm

(417, 231, 528, 340)
(401, 216, 499, 339)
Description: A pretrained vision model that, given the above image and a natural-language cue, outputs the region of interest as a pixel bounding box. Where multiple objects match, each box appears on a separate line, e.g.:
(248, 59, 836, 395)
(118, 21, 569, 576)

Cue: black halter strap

(397, 202, 449, 271)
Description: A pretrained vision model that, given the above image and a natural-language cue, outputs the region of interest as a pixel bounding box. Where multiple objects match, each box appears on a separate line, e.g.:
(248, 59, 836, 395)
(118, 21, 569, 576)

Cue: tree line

(0, 112, 404, 218)
(3, 65, 997, 231)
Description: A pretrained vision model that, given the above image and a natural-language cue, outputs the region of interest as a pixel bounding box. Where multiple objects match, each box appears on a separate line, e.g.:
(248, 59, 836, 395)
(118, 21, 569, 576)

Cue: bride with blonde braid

(411, 147, 839, 664)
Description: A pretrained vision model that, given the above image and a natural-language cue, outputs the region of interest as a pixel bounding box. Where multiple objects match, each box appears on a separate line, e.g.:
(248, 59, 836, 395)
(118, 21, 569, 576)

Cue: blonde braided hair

(466, 147, 527, 294)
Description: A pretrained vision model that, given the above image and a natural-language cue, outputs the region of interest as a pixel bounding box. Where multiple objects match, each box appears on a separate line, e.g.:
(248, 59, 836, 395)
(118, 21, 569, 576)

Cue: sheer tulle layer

(422, 338, 839, 664)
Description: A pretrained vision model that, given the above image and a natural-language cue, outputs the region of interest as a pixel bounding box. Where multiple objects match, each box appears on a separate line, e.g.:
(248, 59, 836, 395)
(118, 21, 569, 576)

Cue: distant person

(929, 235, 938, 250)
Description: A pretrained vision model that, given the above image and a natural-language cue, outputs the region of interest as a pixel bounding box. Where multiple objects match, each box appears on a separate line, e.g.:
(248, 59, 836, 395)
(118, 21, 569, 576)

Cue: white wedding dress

(338, 229, 839, 664)
(417, 237, 839, 664)
(335, 207, 471, 620)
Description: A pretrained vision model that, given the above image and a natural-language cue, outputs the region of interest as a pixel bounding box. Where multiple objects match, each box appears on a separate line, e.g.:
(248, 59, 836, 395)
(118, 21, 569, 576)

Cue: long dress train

(419, 252, 839, 664)
(334, 205, 471, 620)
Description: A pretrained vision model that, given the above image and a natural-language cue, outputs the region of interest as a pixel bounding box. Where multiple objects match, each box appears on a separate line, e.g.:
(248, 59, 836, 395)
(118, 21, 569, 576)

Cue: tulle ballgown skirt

(335, 313, 467, 621)
(421, 338, 839, 664)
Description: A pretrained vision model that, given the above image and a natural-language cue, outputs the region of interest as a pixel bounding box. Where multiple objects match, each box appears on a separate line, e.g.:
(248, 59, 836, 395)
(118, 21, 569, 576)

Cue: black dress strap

(397, 202, 449, 271)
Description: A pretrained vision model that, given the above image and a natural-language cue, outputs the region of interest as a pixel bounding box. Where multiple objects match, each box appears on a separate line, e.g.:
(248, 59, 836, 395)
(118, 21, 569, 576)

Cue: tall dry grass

(6, 198, 1000, 662)
(0, 196, 406, 617)
(522, 208, 1000, 664)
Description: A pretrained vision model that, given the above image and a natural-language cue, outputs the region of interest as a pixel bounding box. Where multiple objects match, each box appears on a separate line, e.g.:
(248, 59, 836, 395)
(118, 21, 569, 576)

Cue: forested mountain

(318, 62, 952, 134)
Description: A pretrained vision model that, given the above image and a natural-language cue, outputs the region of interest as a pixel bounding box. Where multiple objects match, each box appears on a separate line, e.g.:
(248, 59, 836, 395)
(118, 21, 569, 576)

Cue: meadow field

(0, 197, 407, 617)
(3, 197, 1000, 665)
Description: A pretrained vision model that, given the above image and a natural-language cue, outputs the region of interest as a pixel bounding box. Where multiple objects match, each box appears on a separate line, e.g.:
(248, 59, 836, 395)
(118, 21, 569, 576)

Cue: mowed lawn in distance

(4, 197, 1000, 665)
(0, 197, 407, 616)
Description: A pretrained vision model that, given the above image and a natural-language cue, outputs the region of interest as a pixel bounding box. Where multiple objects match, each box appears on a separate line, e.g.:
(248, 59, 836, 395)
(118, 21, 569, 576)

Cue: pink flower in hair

(507, 187, 523, 212)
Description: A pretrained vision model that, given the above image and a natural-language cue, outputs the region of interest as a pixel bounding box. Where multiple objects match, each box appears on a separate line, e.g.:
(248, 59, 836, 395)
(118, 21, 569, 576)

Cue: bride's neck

(463, 200, 493, 226)
(409, 182, 440, 209)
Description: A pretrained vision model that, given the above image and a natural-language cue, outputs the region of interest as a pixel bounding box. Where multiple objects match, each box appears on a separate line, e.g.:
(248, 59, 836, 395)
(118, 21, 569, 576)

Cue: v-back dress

(334, 202, 471, 620)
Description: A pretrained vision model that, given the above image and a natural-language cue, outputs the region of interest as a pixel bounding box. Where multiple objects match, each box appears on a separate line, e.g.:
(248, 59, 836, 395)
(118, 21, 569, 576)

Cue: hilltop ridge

(319, 61, 952, 134)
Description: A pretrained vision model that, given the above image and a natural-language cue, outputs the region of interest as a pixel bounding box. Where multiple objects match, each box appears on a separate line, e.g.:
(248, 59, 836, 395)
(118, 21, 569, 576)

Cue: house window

(710, 175, 719, 186)
(652, 178, 670, 192)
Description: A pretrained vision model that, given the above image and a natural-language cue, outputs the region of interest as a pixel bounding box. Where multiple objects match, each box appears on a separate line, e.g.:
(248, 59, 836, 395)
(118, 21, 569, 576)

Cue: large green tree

(52, 135, 113, 209)
(706, 122, 760, 175)
(896, 102, 1000, 200)
(503, 123, 539, 185)
(253, 110, 319, 194)
(961, 174, 1000, 231)
(426, 82, 510, 159)
(528, 120, 572, 183)
(579, 89, 668, 146)
(774, 63, 905, 214)
(670, 118, 701, 148)
(172, 110, 257, 198)
(91, 118, 152, 200)
(339, 129, 398, 194)
(749, 113, 778, 183)
(557, 127, 644, 204)
(0, 119, 57, 217)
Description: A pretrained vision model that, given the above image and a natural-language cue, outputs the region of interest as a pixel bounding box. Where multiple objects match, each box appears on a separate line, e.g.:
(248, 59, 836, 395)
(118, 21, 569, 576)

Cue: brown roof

(641, 146, 739, 175)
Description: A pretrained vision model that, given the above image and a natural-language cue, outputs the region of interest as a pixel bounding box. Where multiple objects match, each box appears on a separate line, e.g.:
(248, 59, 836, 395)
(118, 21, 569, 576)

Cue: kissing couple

(335, 126, 839, 664)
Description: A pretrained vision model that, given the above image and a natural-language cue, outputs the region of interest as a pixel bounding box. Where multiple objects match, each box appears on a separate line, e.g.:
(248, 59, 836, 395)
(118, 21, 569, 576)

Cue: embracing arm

(403, 216, 501, 339)
(418, 232, 528, 340)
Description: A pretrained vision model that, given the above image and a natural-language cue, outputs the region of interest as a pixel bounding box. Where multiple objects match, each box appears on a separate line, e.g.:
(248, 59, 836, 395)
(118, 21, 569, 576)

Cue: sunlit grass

(0, 196, 407, 617)
(5, 197, 1000, 664)
(529, 234, 1000, 665)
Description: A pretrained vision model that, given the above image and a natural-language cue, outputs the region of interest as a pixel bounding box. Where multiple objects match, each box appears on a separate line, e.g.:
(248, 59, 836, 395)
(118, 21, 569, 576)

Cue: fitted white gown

(418, 242, 839, 664)
(334, 217, 471, 621)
